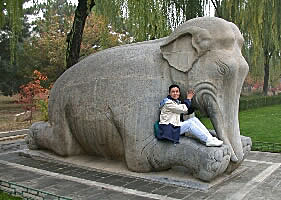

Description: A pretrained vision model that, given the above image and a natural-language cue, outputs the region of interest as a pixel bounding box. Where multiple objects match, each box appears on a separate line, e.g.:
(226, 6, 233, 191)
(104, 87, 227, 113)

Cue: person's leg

(189, 117, 223, 143)
(179, 120, 209, 143)
(188, 117, 214, 138)
(180, 118, 223, 146)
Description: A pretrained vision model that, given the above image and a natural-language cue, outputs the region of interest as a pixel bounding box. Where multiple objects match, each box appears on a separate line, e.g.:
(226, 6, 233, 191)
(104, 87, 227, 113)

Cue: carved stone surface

(27, 17, 251, 181)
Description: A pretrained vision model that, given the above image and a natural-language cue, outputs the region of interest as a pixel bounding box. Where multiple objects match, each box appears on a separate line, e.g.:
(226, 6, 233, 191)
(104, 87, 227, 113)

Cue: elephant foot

(148, 137, 231, 182)
(26, 130, 39, 150)
(193, 142, 231, 181)
(26, 121, 51, 150)
(146, 136, 252, 181)
(27, 121, 85, 156)
(226, 135, 252, 173)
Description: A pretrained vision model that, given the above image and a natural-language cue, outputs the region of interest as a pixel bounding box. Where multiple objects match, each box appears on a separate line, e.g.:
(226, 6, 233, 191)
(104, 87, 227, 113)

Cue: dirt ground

(0, 94, 42, 132)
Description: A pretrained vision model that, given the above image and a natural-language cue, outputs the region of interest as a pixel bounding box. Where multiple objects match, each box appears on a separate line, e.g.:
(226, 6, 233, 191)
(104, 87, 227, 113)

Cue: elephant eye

(216, 59, 231, 77)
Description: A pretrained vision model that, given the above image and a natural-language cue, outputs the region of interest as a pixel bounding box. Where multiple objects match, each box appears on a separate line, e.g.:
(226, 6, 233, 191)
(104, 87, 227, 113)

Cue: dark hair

(169, 84, 180, 93)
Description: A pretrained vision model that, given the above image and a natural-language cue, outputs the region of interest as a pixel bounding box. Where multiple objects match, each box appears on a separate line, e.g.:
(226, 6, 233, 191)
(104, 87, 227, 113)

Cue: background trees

(218, 0, 281, 95)
(0, 0, 25, 64)
(24, 0, 124, 82)
(0, 0, 31, 95)
(66, 0, 212, 69)
(1, 0, 280, 96)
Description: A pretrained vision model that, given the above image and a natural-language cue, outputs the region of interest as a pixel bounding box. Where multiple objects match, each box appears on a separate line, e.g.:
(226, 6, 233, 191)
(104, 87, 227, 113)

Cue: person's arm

(164, 100, 188, 114)
(183, 89, 195, 114)
(163, 89, 195, 114)
(183, 99, 192, 108)
(183, 99, 195, 114)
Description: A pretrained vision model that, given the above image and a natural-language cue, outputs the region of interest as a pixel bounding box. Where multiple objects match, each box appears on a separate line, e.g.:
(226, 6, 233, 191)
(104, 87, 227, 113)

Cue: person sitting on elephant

(156, 84, 223, 147)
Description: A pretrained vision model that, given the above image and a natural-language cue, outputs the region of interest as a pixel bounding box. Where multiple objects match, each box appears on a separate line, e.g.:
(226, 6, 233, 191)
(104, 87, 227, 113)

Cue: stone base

(147, 165, 248, 191)
(19, 149, 248, 191)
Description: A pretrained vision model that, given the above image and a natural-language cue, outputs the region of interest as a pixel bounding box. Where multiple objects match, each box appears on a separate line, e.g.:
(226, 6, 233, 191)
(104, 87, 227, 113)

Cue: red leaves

(18, 70, 50, 114)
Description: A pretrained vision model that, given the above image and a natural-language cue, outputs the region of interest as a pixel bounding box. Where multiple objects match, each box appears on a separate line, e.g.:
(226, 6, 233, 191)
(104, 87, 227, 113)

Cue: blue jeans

(179, 117, 212, 143)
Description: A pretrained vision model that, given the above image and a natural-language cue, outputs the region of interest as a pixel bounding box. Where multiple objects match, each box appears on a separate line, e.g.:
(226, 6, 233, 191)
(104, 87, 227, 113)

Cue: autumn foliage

(18, 70, 51, 121)
(24, 12, 130, 84)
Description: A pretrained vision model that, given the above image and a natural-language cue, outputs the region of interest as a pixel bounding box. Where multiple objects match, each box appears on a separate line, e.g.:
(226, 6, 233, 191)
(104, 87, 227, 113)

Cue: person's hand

(187, 89, 195, 99)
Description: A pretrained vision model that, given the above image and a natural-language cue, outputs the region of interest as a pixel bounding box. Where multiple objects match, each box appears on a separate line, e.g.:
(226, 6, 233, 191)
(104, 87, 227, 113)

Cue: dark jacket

(156, 95, 194, 143)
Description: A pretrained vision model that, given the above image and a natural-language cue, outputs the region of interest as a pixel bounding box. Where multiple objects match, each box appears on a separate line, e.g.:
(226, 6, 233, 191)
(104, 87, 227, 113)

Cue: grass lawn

(201, 104, 281, 144)
(0, 191, 22, 200)
(0, 94, 41, 132)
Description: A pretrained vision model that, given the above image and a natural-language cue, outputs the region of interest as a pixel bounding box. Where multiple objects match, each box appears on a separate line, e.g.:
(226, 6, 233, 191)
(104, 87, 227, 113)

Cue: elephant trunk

(194, 83, 243, 163)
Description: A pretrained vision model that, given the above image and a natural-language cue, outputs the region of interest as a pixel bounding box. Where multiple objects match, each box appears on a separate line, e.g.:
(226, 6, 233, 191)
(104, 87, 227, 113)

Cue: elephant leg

(27, 119, 84, 156)
(144, 137, 231, 182)
(226, 135, 252, 173)
(123, 136, 154, 173)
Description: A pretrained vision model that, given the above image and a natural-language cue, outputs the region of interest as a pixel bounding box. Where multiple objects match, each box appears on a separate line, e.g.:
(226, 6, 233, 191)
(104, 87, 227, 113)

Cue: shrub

(239, 94, 281, 111)
(17, 70, 50, 122)
(37, 99, 48, 121)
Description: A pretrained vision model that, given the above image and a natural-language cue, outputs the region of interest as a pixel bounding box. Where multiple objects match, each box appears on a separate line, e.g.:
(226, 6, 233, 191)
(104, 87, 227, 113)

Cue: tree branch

(210, 0, 222, 18)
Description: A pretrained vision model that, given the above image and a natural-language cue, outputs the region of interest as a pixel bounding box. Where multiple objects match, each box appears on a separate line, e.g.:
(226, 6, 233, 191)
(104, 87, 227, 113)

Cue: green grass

(200, 104, 281, 144)
(0, 191, 22, 200)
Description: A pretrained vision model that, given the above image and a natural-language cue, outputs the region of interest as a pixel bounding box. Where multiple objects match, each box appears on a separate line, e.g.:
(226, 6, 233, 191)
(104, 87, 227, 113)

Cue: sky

(23, 0, 78, 8)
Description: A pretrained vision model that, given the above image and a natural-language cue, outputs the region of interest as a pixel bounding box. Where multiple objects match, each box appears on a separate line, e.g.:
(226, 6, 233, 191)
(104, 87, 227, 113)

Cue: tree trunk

(262, 46, 275, 96)
(211, 0, 222, 18)
(66, 0, 95, 69)
(263, 58, 270, 96)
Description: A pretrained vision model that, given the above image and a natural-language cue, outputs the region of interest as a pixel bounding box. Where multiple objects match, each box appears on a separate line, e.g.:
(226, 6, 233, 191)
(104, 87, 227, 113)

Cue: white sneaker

(213, 137, 222, 142)
(206, 137, 223, 147)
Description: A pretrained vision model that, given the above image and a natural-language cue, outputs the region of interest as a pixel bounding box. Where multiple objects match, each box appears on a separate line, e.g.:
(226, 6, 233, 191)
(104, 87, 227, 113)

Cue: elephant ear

(160, 26, 212, 73)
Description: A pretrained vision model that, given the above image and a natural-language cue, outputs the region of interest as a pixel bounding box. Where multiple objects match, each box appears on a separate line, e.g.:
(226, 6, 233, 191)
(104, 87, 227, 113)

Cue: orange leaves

(33, 70, 48, 81)
(18, 70, 50, 114)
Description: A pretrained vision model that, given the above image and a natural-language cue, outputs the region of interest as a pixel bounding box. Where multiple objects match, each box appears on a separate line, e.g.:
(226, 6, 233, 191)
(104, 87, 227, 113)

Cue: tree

(219, 0, 281, 95)
(0, 0, 25, 64)
(66, 0, 95, 69)
(23, 14, 70, 83)
(31, 0, 76, 34)
(80, 13, 129, 58)
(66, 0, 216, 69)
(0, 1, 32, 96)
(94, 0, 205, 41)
(24, 10, 124, 83)
(22, 0, 76, 82)
(4, 0, 217, 81)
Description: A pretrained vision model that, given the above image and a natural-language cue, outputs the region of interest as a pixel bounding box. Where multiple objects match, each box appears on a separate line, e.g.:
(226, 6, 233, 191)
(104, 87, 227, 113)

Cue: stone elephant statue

(27, 17, 252, 181)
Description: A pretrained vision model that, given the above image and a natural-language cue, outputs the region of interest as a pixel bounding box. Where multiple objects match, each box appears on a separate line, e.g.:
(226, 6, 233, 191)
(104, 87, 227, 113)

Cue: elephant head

(160, 17, 249, 164)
